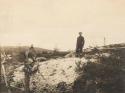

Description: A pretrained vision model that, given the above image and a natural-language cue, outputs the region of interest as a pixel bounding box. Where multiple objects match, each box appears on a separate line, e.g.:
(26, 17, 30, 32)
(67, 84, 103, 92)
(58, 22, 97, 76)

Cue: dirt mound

(11, 58, 87, 93)
(10, 44, 125, 93)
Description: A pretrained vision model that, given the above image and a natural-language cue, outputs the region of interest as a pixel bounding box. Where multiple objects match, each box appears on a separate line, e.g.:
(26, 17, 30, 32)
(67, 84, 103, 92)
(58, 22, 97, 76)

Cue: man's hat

(79, 32, 82, 34)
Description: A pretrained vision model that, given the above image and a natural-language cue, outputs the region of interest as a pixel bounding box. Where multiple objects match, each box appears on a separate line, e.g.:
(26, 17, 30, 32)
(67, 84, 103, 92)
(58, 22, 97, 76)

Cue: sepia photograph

(0, 0, 125, 93)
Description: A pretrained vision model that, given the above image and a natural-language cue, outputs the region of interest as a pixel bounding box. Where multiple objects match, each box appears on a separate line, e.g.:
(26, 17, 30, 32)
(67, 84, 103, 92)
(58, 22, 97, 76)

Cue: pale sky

(0, 0, 125, 50)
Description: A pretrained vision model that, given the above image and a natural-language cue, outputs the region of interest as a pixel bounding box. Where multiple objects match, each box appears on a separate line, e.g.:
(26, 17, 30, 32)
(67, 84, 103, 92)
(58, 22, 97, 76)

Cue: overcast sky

(0, 0, 125, 50)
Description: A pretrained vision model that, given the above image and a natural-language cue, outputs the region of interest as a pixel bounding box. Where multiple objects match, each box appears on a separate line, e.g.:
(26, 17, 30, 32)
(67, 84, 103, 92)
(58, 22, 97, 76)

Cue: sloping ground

(73, 46, 125, 93)
(10, 43, 125, 93)
(0, 46, 68, 61)
(11, 58, 88, 92)
(36, 58, 80, 85)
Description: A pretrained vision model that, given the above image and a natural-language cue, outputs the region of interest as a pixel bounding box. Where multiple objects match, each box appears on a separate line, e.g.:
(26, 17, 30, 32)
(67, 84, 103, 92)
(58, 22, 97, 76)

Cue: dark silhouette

(26, 44, 37, 62)
(24, 44, 37, 75)
(76, 32, 85, 57)
(24, 44, 37, 93)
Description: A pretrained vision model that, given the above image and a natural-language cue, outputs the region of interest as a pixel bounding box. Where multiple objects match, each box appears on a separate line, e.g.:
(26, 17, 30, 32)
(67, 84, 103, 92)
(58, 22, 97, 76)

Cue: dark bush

(73, 53, 125, 93)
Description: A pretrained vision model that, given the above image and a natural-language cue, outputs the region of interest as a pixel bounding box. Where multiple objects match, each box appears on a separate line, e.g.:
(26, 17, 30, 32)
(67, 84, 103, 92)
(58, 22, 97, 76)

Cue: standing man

(26, 44, 37, 62)
(76, 32, 85, 57)
(24, 44, 37, 93)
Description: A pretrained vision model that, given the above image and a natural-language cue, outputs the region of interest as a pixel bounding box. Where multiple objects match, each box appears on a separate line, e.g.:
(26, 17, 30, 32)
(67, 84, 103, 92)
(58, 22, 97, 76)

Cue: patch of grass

(73, 51, 125, 93)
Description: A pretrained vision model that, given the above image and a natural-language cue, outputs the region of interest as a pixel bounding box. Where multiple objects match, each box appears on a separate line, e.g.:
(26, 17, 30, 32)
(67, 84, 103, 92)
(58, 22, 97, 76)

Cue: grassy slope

(1, 43, 125, 93)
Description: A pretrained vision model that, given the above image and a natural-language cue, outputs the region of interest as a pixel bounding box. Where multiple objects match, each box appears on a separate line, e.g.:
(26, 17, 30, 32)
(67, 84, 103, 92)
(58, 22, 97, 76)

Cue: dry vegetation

(73, 47, 125, 93)
(1, 44, 125, 93)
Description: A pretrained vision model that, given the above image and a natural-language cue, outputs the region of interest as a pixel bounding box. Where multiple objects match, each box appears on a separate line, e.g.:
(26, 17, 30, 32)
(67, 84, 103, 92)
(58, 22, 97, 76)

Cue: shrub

(73, 52, 125, 93)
